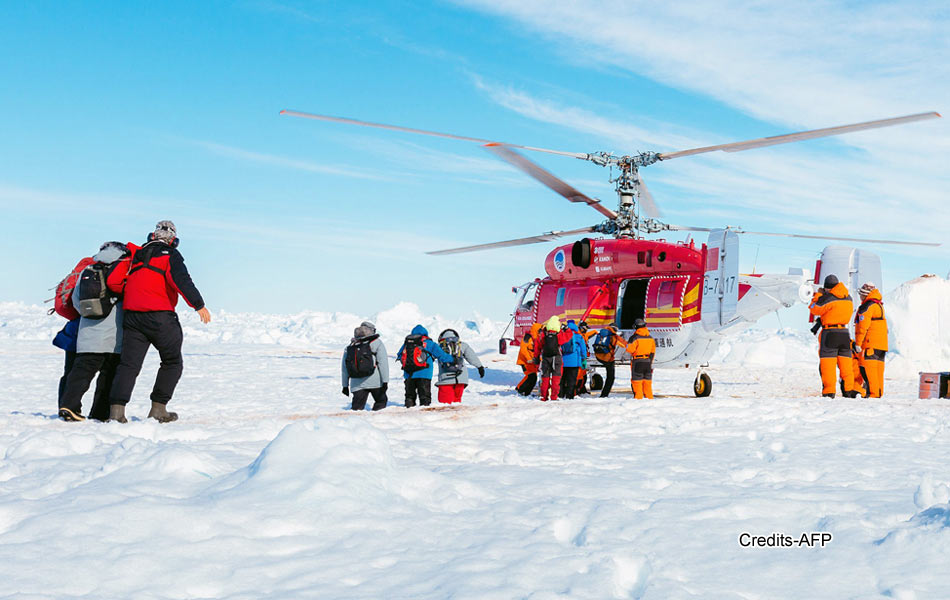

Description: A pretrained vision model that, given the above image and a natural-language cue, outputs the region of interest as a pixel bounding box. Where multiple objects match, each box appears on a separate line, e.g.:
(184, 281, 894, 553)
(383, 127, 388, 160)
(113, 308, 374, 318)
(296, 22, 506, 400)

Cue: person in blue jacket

(558, 320, 588, 400)
(52, 318, 79, 408)
(396, 324, 456, 408)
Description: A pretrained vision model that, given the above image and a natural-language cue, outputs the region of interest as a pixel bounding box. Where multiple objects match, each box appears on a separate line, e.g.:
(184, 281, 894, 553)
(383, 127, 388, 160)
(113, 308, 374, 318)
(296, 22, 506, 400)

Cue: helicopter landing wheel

(590, 373, 604, 392)
(694, 372, 712, 397)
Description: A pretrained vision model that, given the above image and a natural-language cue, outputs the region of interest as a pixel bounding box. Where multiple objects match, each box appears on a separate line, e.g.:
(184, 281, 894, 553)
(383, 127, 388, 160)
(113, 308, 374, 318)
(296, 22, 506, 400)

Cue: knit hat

(823, 274, 839, 289)
(634, 318, 647, 329)
(353, 325, 374, 339)
(152, 220, 177, 242)
(544, 316, 561, 331)
(859, 282, 876, 297)
(360, 321, 376, 334)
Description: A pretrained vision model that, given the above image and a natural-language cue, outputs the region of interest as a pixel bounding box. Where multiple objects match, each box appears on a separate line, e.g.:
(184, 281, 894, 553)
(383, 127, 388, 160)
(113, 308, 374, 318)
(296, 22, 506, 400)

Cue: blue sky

(2, 1, 947, 324)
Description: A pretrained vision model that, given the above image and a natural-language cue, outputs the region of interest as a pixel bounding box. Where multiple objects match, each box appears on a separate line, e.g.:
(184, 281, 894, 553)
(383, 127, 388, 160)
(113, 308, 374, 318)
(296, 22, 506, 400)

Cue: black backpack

(345, 336, 377, 378)
(439, 335, 465, 375)
(592, 329, 613, 355)
(400, 334, 429, 373)
(541, 330, 561, 357)
(77, 263, 116, 319)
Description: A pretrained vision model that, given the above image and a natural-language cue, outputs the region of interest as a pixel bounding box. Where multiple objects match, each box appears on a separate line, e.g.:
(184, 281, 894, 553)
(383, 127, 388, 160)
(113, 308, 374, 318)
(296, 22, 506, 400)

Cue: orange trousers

(631, 380, 653, 399)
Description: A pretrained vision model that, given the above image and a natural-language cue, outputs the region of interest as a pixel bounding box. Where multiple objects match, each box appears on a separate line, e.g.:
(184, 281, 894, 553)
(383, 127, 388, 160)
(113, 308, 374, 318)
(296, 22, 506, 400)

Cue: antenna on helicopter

(280, 109, 941, 253)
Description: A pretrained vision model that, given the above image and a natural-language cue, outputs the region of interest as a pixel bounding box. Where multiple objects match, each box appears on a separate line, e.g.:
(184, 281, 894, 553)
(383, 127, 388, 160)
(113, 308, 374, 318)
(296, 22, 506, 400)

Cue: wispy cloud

(189, 140, 387, 181)
(460, 1, 950, 249)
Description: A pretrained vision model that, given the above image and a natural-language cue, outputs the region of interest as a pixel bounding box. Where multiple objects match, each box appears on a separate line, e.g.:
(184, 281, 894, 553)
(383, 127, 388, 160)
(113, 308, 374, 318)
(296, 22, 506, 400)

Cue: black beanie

(823, 274, 839, 288)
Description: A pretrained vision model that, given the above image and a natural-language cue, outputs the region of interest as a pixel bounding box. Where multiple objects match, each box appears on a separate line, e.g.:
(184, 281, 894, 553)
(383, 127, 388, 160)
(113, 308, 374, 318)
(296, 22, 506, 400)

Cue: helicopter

(281, 108, 941, 396)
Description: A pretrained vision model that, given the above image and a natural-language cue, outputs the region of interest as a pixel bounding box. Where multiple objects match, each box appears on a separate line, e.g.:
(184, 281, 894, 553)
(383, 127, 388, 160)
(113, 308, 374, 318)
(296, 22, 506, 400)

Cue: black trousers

(600, 362, 616, 398)
(352, 387, 388, 411)
(58, 350, 76, 406)
(560, 366, 579, 399)
(516, 366, 538, 396)
(110, 311, 184, 406)
(60, 353, 120, 421)
(404, 378, 432, 407)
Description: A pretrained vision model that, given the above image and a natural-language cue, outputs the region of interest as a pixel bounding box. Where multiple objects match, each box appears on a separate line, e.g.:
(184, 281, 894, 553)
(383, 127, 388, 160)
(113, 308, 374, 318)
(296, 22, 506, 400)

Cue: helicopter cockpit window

(555, 288, 566, 307)
(517, 282, 538, 312)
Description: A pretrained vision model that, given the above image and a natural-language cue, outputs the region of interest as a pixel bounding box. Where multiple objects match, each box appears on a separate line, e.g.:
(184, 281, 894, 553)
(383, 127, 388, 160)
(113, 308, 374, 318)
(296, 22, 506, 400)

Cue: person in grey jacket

(435, 328, 485, 404)
(59, 241, 129, 421)
(341, 322, 389, 411)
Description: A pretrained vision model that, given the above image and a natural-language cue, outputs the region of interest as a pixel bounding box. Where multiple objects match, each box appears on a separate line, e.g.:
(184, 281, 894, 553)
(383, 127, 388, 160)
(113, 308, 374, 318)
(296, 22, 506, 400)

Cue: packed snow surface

(2, 279, 950, 598)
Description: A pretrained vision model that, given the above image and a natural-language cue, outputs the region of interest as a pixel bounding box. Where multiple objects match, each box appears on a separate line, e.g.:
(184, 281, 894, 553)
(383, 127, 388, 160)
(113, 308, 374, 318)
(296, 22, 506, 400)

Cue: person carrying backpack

(574, 321, 595, 395)
(342, 323, 389, 411)
(106, 221, 211, 423)
(58, 241, 130, 421)
(558, 320, 587, 399)
(532, 316, 575, 402)
(591, 325, 619, 397)
(515, 323, 543, 396)
(396, 324, 456, 407)
(434, 329, 484, 404)
(614, 318, 656, 399)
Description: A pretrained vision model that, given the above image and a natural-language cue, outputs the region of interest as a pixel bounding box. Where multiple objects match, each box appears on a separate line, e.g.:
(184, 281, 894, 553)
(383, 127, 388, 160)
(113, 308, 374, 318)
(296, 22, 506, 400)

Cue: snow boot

(58, 407, 85, 422)
(147, 402, 178, 423)
(822, 393, 835, 399)
(109, 404, 128, 423)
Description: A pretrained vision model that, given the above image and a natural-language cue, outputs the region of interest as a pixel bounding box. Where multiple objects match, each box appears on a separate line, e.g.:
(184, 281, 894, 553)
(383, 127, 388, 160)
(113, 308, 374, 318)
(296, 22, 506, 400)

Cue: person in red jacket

(532, 316, 575, 401)
(107, 221, 211, 423)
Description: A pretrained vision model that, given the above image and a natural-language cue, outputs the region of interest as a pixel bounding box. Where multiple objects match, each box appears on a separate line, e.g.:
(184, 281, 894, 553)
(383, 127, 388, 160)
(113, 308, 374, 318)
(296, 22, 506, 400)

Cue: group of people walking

(52, 220, 210, 423)
(514, 316, 656, 401)
(809, 274, 888, 398)
(341, 323, 485, 411)
(51, 244, 890, 420)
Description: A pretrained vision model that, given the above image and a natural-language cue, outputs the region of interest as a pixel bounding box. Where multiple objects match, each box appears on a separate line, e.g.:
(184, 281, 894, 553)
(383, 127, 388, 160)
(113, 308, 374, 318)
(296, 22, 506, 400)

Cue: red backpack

(48, 257, 95, 320)
(400, 334, 430, 373)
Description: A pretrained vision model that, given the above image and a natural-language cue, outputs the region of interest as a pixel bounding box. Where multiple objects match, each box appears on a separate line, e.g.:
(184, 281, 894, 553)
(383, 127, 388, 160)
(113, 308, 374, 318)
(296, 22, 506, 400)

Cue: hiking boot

(59, 408, 85, 422)
(147, 402, 178, 423)
(822, 393, 835, 399)
(109, 404, 128, 424)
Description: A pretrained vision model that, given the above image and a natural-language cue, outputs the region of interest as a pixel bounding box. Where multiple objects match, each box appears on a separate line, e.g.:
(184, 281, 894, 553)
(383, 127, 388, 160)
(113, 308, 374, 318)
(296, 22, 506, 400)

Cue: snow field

(2, 278, 950, 598)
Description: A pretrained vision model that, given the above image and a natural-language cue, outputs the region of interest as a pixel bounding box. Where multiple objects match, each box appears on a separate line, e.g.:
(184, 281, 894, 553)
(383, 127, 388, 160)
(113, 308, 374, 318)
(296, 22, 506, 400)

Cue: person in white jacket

(341, 322, 389, 411)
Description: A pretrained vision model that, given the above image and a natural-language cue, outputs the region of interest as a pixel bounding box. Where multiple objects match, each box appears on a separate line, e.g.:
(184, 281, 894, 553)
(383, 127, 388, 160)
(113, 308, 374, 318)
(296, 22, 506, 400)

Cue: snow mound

(715, 327, 815, 367)
(1, 301, 503, 353)
(885, 275, 950, 375)
(210, 420, 491, 513)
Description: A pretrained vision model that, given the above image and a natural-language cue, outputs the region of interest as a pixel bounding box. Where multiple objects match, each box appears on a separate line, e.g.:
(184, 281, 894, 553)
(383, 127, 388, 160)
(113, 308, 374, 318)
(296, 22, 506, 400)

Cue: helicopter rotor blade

(427, 226, 599, 255)
(634, 171, 661, 219)
(482, 143, 618, 219)
(658, 112, 941, 160)
(663, 225, 940, 247)
(279, 109, 590, 160)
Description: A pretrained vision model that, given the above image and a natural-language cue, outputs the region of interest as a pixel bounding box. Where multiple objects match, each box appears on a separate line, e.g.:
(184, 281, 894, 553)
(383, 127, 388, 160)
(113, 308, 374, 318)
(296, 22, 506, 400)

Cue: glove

(381, 382, 388, 392)
(342, 387, 349, 397)
(582, 358, 588, 369)
(477, 366, 486, 378)
(810, 320, 822, 336)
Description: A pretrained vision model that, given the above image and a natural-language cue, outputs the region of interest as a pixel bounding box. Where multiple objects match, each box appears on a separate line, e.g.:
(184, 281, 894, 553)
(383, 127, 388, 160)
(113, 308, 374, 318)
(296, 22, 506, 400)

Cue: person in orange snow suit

(614, 318, 655, 399)
(854, 282, 888, 398)
(532, 316, 575, 401)
(809, 274, 857, 398)
(515, 323, 543, 396)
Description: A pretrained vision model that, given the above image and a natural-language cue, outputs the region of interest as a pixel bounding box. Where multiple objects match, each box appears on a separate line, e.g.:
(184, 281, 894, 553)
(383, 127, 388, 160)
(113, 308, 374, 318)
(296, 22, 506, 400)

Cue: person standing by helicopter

(515, 323, 543, 396)
(533, 316, 575, 402)
(559, 320, 587, 399)
(809, 274, 857, 398)
(854, 283, 888, 398)
(591, 325, 620, 398)
(614, 318, 656, 399)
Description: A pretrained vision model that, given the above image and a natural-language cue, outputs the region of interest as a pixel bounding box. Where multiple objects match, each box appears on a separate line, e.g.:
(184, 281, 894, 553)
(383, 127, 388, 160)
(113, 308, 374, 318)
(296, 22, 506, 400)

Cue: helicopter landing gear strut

(693, 367, 712, 398)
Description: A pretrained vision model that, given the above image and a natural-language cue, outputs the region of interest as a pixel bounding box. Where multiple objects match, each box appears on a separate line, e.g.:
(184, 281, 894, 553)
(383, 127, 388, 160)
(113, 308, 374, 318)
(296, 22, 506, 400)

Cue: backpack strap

(128, 244, 167, 277)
